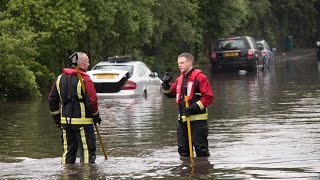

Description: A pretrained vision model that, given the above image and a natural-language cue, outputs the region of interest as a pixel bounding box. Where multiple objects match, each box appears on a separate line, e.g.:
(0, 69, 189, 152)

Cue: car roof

(256, 40, 266, 43)
(218, 36, 253, 40)
(94, 60, 142, 66)
(91, 60, 145, 71)
(94, 55, 144, 66)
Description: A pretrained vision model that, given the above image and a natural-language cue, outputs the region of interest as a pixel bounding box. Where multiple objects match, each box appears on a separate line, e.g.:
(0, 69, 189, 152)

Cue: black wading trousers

(177, 120, 210, 157)
(61, 124, 96, 164)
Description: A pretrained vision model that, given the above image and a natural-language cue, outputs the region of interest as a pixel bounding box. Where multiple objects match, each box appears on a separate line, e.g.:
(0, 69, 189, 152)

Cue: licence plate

(95, 74, 117, 79)
(224, 52, 239, 57)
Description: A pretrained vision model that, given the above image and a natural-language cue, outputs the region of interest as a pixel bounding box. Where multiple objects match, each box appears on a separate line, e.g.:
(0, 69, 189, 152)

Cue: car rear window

(93, 65, 134, 77)
(216, 39, 246, 50)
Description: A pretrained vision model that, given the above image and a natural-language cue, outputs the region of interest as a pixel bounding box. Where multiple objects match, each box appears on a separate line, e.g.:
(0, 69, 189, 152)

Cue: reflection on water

(1, 56, 320, 179)
(170, 157, 214, 179)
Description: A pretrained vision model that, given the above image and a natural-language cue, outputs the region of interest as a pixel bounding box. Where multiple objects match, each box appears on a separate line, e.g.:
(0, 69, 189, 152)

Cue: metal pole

(184, 95, 194, 162)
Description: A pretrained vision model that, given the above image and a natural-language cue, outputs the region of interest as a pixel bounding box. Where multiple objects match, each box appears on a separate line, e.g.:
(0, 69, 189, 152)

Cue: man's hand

(93, 114, 102, 125)
(182, 103, 201, 117)
(52, 114, 61, 128)
(162, 72, 172, 90)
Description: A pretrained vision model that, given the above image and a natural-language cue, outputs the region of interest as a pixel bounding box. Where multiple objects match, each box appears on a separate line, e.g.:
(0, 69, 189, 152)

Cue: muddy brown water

(1, 55, 320, 179)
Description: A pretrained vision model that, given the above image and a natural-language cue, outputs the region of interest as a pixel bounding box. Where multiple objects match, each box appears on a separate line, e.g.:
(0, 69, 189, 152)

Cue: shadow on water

(170, 157, 214, 179)
(2, 55, 320, 179)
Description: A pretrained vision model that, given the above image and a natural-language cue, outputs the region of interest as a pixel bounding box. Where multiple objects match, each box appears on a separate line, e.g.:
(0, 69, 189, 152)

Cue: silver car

(87, 56, 162, 99)
(256, 40, 276, 69)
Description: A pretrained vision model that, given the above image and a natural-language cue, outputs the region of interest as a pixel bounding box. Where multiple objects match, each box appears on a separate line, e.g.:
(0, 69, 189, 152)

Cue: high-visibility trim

(50, 110, 60, 115)
(62, 129, 68, 164)
(61, 117, 93, 124)
(178, 110, 208, 122)
(56, 75, 62, 100)
(196, 101, 204, 110)
(80, 102, 86, 117)
(77, 81, 87, 119)
(80, 127, 89, 163)
(187, 81, 193, 97)
(77, 81, 83, 99)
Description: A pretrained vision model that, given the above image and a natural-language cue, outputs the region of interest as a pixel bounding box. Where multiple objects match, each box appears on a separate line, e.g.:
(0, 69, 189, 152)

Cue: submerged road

(0, 52, 320, 179)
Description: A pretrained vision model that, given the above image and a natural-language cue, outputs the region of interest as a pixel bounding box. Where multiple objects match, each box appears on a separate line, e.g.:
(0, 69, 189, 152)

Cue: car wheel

(143, 90, 147, 99)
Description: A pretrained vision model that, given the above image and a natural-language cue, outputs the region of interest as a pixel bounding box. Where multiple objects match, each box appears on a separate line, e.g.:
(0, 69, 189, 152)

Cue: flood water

(1, 54, 320, 179)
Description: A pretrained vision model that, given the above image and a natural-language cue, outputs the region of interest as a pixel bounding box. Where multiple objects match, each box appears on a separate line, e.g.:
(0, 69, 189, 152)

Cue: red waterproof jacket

(49, 68, 99, 125)
(164, 69, 213, 122)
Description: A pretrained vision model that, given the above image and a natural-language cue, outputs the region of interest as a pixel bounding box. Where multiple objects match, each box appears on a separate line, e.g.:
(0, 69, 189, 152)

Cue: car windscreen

(256, 42, 264, 50)
(216, 39, 246, 50)
(93, 65, 134, 77)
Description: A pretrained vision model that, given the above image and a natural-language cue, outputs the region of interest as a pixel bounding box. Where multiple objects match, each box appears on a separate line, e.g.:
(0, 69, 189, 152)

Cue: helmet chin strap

(69, 52, 79, 67)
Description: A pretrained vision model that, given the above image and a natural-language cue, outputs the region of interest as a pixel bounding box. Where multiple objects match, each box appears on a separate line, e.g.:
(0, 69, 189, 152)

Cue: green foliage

(198, 0, 248, 55)
(199, 0, 248, 38)
(0, 11, 47, 100)
(0, 60, 40, 100)
(142, 0, 201, 75)
(5, 0, 88, 72)
(74, 0, 159, 68)
(27, 61, 55, 94)
(0, 0, 320, 100)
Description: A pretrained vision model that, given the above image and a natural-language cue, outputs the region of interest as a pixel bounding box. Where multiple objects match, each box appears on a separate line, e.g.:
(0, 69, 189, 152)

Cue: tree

(270, 0, 319, 50)
(142, 0, 201, 74)
(5, 0, 88, 73)
(198, 0, 248, 55)
(0, 17, 41, 99)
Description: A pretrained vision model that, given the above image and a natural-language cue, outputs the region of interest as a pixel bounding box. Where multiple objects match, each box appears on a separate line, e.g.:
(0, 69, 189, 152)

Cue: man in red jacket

(162, 52, 213, 157)
(49, 52, 101, 164)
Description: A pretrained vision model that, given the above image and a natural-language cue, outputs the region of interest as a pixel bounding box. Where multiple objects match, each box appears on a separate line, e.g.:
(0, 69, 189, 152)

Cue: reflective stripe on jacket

(178, 108, 209, 122)
(61, 117, 93, 124)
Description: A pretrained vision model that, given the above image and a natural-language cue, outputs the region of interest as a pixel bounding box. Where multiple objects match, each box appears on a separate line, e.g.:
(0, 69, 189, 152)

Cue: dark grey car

(210, 36, 259, 73)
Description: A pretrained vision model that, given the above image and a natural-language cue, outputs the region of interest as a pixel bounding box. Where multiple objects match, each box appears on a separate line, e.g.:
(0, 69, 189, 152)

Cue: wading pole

(184, 95, 194, 162)
(75, 65, 108, 160)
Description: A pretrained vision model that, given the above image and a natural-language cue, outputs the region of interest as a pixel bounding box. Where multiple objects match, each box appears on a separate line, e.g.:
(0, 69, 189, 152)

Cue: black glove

(182, 103, 201, 117)
(93, 114, 102, 125)
(162, 72, 172, 90)
(52, 114, 61, 128)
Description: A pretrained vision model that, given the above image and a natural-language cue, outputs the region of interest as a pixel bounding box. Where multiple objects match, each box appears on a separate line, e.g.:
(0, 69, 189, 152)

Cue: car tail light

(122, 80, 137, 90)
(211, 52, 217, 61)
(247, 49, 255, 59)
